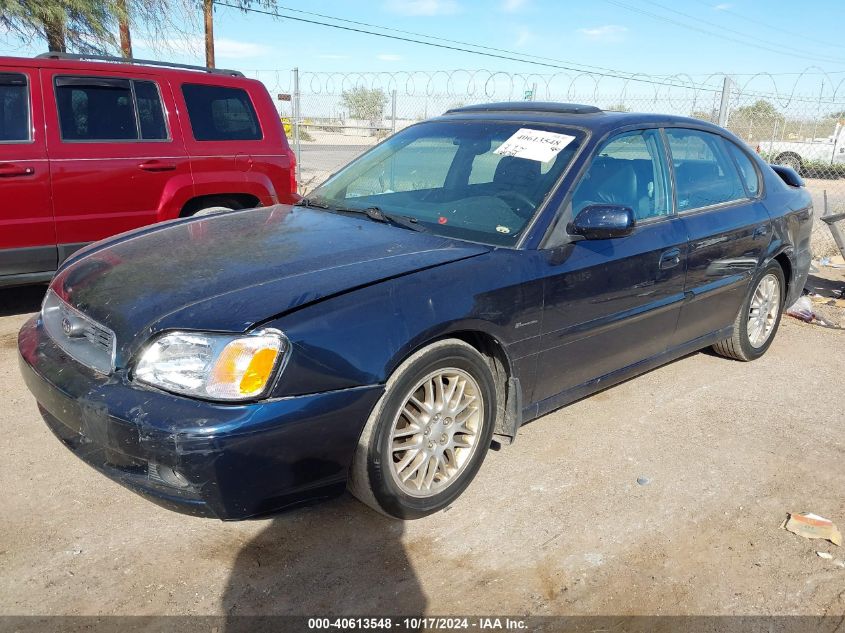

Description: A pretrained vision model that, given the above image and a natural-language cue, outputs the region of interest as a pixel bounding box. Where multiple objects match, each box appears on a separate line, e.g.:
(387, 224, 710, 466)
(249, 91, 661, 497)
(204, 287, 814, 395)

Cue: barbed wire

(246, 68, 845, 113)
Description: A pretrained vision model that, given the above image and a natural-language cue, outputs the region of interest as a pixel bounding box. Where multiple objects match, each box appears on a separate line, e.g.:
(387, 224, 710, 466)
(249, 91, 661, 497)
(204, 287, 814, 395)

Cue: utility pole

(204, 0, 215, 68)
(117, 0, 132, 58)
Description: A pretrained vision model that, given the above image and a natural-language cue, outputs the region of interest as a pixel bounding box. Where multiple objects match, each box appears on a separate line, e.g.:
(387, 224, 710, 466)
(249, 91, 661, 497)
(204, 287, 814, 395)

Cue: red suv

(0, 53, 297, 287)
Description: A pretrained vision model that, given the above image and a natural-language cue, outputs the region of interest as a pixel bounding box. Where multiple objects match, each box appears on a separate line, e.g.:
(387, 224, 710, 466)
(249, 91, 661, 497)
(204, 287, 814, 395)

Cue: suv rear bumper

(18, 315, 383, 520)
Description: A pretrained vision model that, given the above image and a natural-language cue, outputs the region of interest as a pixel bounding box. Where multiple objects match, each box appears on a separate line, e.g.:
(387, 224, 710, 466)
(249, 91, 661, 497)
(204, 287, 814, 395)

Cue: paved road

(1, 279, 844, 618)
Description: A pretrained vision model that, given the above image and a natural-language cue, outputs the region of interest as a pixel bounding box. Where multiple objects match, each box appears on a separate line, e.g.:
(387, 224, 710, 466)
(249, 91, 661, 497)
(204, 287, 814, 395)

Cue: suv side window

(724, 140, 761, 197)
(0, 73, 30, 142)
(134, 80, 168, 140)
(571, 129, 671, 221)
(181, 84, 262, 141)
(665, 128, 748, 211)
(54, 76, 169, 141)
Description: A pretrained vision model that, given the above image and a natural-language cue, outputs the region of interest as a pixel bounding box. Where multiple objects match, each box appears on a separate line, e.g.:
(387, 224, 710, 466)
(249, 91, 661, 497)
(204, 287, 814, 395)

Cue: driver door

(531, 128, 689, 406)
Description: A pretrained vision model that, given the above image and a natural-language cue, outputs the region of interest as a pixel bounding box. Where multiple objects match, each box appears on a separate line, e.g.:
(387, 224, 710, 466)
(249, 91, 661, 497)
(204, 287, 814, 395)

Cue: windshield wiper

(296, 198, 427, 232)
(294, 197, 331, 209)
(356, 206, 429, 233)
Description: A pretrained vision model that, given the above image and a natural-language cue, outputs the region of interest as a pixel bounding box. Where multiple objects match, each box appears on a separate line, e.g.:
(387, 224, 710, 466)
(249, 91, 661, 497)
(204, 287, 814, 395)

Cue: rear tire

(184, 197, 247, 217)
(348, 339, 497, 519)
(775, 154, 802, 175)
(712, 260, 785, 361)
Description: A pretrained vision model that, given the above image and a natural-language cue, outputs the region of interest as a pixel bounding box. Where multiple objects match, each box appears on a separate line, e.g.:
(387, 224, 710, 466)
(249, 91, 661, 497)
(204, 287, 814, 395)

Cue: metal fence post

(718, 76, 732, 127)
(391, 89, 397, 134)
(292, 67, 302, 189)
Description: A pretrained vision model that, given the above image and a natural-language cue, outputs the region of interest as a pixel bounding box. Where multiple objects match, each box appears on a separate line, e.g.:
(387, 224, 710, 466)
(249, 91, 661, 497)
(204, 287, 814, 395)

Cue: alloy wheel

(747, 273, 781, 348)
(388, 368, 484, 498)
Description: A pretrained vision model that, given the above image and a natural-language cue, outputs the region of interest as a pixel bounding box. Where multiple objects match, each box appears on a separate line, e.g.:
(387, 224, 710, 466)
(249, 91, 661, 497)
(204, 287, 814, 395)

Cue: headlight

(133, 329, 287, 401)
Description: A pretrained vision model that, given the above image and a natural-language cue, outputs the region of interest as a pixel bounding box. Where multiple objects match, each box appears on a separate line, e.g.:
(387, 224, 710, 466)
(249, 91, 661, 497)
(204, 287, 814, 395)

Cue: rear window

(181, 84, 262, 141)
(665, 128, 748, 211)
(0, 73, 30, 142)
(54, 76, 169, 142)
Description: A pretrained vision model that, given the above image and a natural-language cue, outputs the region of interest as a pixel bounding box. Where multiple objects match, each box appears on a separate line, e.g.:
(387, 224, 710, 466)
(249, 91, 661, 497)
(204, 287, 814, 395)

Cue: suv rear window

(182, 84, 262, 141)
(0, 73, 30, 142)
(55, 76, 169, 142)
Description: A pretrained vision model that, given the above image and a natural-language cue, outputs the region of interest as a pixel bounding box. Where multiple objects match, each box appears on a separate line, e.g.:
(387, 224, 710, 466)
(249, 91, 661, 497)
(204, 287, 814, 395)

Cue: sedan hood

(51, 205, 489, 364)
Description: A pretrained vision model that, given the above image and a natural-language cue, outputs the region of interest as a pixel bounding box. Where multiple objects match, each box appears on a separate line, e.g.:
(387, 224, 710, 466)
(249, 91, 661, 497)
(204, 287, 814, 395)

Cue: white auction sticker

(494, 128, 576, 163)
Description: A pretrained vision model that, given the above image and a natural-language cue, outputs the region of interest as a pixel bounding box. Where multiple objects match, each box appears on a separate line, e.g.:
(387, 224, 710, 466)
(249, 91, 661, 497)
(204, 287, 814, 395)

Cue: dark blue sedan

(18, 102, 813, 520)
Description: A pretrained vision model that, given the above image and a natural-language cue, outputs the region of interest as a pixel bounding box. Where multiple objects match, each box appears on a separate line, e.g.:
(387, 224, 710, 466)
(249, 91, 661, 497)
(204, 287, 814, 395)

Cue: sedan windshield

(305, 120, 585, 246)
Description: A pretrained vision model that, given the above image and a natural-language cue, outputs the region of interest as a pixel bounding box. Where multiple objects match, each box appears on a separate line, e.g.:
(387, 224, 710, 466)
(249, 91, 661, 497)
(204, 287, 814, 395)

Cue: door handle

(659, 248, 681, 270)
(138, 160, 177, 172)
(0, 163, 35, 177)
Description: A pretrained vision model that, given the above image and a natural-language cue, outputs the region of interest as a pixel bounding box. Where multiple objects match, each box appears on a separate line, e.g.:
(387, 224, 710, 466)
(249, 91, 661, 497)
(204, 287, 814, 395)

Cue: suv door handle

(0, 163, 35, 177)
(659, 248, 681, 270)
(138, 160, 176, 172)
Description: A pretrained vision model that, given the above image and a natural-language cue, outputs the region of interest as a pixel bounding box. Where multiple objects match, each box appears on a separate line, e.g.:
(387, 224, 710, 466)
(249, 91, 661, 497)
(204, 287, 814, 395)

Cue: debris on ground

(636, 476, 650, 486)
(786, 296, 814, 322)
(817, 255, 845, 269)
(782, 513, 843, 546)
(816, 551, 833, 560)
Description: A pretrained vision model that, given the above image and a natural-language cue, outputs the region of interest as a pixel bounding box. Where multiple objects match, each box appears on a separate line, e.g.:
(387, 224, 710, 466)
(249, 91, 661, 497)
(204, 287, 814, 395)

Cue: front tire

(712, 261, 785, 361)
(348, 339, 497, 519)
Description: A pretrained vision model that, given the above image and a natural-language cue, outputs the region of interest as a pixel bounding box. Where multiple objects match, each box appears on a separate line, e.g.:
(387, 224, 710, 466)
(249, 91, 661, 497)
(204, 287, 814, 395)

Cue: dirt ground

(1, 275, 844, 619)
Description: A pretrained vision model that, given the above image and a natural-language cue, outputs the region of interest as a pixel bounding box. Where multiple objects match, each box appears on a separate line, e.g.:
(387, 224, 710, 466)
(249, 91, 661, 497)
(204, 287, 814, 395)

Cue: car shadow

(0, 285, 46, 318)
(221, 493, 426, 625)
(804, 272, 844, 298)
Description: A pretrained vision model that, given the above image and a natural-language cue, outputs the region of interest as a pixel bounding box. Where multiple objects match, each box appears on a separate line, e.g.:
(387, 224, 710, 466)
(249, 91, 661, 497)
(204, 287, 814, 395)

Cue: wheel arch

(390, 326, 522, 443)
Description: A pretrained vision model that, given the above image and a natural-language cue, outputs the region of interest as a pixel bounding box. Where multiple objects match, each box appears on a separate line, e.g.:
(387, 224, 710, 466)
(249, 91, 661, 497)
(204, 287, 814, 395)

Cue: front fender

(266, 250, 543, 398)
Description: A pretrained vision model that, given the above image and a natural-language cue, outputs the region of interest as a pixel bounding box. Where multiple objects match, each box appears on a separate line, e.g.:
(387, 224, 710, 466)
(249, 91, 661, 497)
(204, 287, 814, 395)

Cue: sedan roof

(437, 101, 731, 137)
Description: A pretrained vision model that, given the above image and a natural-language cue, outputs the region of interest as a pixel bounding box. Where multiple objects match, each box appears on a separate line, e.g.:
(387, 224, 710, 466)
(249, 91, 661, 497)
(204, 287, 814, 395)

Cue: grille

(42, 290, 116, 374)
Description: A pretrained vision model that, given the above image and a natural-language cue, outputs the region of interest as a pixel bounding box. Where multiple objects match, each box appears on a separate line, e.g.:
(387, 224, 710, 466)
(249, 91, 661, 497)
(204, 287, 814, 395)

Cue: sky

(2, 0, 845, 93)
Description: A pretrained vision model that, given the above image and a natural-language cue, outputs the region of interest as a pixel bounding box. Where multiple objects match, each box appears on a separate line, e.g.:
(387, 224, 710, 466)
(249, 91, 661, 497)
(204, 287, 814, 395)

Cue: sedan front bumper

(18, 316, 383, 520)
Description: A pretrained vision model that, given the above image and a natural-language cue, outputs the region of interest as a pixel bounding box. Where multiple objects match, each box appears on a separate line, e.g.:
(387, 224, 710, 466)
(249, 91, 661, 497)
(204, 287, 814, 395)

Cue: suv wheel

(186, 198, 247, 217)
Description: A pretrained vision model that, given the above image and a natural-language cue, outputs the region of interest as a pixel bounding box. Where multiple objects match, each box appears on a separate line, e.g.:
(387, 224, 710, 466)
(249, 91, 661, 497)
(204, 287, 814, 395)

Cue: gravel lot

(1, 276, 843, 618)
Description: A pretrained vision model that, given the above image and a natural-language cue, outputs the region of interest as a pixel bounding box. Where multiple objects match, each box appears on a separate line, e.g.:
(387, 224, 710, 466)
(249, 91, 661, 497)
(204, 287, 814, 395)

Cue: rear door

(533, 128, 688, 405)
(43, 70, 191, 257)
(0, 66, 56, 277)
(176, 81, 282, 205)
(664, 128, 771, 347)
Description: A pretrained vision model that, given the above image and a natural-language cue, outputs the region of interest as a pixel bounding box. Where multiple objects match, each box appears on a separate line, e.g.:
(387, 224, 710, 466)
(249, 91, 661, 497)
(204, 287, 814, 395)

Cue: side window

(665, 128, 748, 211)
(571, 129, 671, 220)
(55, 77, 137, 141)
(134, 80, 168, 140)
(345, 136, 459, 198)
(0, 73, 30, 142)
(181, 84, 262, 141)
(724, 140, 761, 197)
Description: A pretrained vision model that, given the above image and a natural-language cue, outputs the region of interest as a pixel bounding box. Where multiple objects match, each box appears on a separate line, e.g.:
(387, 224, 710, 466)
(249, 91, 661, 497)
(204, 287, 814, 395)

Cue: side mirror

(569, 204, 636, 240)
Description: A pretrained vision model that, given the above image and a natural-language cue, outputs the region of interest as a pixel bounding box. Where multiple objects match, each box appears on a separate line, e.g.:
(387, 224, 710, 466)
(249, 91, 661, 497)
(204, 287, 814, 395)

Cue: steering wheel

(497, 190, 537, 218)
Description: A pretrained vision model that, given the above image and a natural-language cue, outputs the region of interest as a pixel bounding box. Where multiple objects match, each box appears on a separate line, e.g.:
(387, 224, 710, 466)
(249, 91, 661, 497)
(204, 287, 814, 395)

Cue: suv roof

(34, 52, 243, 77)
(0, 53, 248, 83)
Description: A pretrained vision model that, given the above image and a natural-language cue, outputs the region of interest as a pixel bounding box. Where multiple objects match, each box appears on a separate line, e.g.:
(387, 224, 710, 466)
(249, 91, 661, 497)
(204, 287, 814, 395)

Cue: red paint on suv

(0, 54, 297, 286)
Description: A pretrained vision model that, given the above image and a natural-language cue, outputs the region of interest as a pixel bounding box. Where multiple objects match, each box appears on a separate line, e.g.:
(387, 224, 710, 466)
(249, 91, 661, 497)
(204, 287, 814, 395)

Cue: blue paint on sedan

(19, 103, 812, 520)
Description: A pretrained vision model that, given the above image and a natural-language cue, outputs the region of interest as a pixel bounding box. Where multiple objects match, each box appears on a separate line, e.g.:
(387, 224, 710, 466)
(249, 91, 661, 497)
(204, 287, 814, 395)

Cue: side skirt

(522, 326, 733, 425)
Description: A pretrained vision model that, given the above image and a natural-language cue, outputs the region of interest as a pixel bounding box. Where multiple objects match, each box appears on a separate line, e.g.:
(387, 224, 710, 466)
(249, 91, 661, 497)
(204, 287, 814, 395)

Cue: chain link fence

(250, 68, 845, 257)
